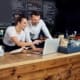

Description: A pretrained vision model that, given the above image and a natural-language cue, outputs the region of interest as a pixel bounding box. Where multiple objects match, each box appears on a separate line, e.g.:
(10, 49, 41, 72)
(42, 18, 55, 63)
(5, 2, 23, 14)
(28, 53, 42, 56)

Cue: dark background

(0, 0, 80, 36)
(54, 0, 80, 35)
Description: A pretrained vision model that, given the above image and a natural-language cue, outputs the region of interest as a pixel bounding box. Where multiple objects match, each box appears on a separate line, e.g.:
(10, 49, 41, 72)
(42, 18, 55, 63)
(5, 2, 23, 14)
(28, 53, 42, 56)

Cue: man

(24, 11, 52, 47)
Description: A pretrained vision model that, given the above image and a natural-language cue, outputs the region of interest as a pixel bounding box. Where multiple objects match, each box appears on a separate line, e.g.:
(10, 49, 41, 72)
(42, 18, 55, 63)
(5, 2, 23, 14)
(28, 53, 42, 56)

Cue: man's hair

(31, 11, 40, 16)
(15, 14, 27, 25)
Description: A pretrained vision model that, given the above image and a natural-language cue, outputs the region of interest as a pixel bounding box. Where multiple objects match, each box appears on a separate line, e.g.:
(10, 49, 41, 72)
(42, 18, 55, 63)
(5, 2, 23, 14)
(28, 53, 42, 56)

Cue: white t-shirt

(3, 26, 25, 46)
(24, 19, 52, 42)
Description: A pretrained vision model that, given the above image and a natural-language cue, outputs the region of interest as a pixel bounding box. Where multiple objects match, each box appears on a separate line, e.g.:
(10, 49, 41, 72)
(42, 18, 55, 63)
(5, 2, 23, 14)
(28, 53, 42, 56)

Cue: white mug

(0, 45, 4, 56)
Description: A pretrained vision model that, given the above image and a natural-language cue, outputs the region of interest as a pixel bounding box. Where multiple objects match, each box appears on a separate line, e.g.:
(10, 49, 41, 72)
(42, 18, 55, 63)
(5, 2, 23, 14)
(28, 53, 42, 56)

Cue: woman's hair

(15, 14, 27, 25)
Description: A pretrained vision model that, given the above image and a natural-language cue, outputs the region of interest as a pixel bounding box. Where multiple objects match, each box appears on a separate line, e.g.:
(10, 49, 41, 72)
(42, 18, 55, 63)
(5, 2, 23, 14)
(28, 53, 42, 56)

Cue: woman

(3, 15, 41, 52)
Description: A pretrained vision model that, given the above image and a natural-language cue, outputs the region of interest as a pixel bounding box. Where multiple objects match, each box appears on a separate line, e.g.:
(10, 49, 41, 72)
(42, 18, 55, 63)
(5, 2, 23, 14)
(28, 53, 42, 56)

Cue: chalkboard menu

(26, 0, 43, 17)
(0, 0, 57, 25)
(11, 0, 25, 15)
(43, 0, 57, 24)
(25, 0, 57, 24)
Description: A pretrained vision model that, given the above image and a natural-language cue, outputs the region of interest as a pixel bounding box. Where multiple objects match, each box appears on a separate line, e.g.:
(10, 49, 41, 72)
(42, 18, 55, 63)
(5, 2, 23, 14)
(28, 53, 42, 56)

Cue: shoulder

(39, 19, 46, 27)
(39, 19, 46, 25)
(40, 19, 45, 23)
(5, 26, 16, 36)
(6, 26, 15, 31)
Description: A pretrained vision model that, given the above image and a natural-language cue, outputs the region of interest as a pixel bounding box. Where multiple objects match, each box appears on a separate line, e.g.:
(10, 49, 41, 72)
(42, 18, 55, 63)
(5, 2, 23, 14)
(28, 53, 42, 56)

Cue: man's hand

(32, 47, 43, 52)
(33, 40, 43, 45)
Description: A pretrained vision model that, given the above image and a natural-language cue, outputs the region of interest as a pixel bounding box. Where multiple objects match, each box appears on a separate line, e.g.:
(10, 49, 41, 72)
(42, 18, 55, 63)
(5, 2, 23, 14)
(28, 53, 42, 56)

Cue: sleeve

(24, 27, 32, 42)
(7, 27, 17, 37)
(41, 20, 53, 39)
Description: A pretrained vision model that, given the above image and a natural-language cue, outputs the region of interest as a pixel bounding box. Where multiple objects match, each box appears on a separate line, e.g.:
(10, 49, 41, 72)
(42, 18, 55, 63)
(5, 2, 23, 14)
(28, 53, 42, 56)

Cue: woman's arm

(11, 37, 41, 51)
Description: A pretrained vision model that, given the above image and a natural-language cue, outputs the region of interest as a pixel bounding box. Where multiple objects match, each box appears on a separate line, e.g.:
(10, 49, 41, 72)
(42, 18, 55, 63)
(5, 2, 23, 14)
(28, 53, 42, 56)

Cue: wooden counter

(0, 51, 80, 80)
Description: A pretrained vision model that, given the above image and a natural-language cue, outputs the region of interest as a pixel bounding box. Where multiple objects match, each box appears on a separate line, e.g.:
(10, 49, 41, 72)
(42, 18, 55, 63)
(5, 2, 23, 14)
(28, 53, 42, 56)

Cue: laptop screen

(42, 38, 60, 55)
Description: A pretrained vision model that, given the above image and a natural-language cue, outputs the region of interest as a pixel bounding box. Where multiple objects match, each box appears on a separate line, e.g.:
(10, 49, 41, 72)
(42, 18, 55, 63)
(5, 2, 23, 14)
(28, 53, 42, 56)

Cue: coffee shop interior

(0, 0, 80, 80)
(0, 0, 80, 39)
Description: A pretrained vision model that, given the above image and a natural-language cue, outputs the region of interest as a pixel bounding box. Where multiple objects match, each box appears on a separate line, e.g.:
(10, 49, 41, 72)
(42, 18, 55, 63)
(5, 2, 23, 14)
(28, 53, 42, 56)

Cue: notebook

(9, 47, 29, 54)
(42, 38, 60, 55)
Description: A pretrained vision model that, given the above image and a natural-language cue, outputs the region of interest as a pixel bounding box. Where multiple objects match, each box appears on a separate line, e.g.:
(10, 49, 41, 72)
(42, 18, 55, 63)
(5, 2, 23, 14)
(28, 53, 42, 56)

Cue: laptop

(42, 38, 60, 55)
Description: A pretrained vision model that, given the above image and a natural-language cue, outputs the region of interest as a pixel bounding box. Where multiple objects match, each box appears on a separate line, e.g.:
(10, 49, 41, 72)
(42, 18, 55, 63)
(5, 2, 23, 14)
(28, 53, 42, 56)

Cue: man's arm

(41, 20, 53, 39)
(10, 36, 42, 51)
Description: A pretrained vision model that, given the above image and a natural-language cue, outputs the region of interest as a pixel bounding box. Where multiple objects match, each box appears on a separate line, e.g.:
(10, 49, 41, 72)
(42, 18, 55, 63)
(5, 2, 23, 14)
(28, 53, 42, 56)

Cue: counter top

(0, 50, 80, 70)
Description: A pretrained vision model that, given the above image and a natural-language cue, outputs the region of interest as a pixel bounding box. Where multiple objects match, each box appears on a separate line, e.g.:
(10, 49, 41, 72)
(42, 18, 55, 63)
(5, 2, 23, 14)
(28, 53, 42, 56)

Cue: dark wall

(0, 0, 56, 26)
(0, 0, 57, 36)
(54, 0, 80, 35)
(0, 0, 12, 25)
(0, 0, 80, 35)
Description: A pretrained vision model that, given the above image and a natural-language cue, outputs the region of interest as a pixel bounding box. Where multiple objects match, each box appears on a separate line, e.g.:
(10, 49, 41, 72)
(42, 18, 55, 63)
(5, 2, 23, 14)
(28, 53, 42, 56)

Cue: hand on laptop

(32, 47, 43, 52)
(33, 40, 43, 45)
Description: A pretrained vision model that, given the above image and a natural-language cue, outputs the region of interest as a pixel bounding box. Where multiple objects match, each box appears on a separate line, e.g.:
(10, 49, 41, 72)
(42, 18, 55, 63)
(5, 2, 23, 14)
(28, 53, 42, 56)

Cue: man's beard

(32, 23, 38, 26)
